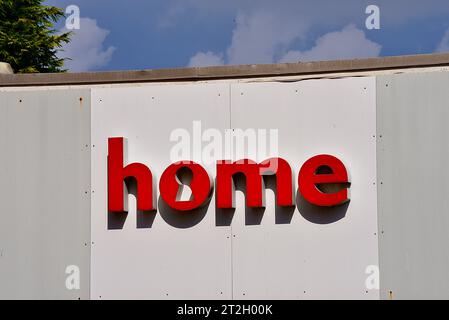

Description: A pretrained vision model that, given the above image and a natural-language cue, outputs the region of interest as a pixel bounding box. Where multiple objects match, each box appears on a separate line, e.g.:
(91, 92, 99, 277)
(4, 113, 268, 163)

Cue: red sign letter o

(160, 161, 212, 211)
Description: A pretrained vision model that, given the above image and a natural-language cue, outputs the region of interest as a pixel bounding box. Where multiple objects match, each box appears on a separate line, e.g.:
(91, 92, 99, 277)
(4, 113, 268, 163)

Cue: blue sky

(45, 0, 449, 72)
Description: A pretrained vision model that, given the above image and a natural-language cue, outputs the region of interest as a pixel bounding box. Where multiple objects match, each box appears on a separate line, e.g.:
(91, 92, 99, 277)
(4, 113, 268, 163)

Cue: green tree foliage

(0, 0, 71, 73)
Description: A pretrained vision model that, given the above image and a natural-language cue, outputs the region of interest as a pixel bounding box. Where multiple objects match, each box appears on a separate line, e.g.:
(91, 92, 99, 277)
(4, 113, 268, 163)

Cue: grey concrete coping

(1, 53, 449, 87)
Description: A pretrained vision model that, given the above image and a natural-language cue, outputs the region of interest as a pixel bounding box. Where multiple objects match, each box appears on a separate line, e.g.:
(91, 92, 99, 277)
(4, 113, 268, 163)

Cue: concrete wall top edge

(1, 53, 449, 88)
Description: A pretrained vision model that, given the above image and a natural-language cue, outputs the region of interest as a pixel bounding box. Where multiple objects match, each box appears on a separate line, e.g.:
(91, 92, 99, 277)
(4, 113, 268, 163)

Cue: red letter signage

(107, 137, 351, 218)
(216, 158, 294, 209)
(108, 137, 155, 212)
(298, 154, 350, 207)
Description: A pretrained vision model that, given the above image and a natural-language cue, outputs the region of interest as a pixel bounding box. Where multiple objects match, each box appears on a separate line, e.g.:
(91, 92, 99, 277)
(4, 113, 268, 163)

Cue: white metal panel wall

(4, 70, 449, 299)
(0, 89, 91, 299)
(377, 72, 449, 299)
(229, 78, 379, 299)
(90, 83, 232, 299)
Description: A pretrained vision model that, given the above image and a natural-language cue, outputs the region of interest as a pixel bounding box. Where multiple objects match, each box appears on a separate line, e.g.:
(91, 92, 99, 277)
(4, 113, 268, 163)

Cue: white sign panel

(230, 78, 378, 299)
(90, 77, 378, 299)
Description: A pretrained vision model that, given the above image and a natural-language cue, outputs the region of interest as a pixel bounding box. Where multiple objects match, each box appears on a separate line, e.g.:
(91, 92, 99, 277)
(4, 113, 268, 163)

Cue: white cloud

(436, 27, 449, 53)
(279, 24, 381, 63)
(59, 18, 116, 72)
(188, 8, 310, 66)
(179, 0, 449, 66)
(188, 22, 381, 67)
(188, 51, 224, 67)
(226, 10, 308, 65)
